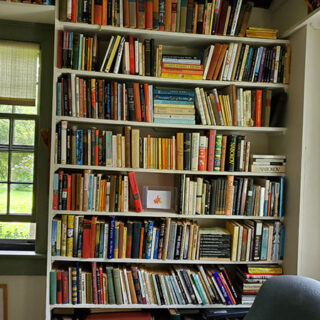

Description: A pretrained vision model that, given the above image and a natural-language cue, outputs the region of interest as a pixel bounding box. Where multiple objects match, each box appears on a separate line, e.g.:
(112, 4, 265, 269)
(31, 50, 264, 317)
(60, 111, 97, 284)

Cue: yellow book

(247, 266, 283, 274)
(219, 95, 228, 127)
(150, 137, 154, 169)
(89, 37, 93, 70)
(158, 138, 162, 170)
(123, 227, 127, 257)
(223, 95, 232, 126)
(162, 63, 203, 70)
(155, 138, 158, 169)
(160, 72, 203, 80)
(66, 215, 74, 257)
(226, 221, 239, 261)
(61, 214, 67, 257)
(114, 221, 120, 258)
(209, 0, 216, 34)
(81, 37, 86, 70)
(105, 35, 121, 73)
(56, 220, 61, 255)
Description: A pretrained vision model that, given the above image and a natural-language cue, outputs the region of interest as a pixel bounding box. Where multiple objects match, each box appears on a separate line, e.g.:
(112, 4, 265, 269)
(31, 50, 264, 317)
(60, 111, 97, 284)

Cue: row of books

(178, 176, 284, 217)
(56, 123, 252, 173)
(57, 32, 291, 84)
(52, 172, 130, 212)
(50, 264, 239, 305)
(56, 76, 281, 128)
(236, 265, 283, 304)
(51, 214, 283, 262)
(59, 0, 253, 37)
(202, 43, 290, 83)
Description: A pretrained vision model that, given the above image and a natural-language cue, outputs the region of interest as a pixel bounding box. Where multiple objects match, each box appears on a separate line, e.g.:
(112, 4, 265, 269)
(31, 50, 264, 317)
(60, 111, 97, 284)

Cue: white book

(66, 0, 72, 20)
(188, 181, 194, 215)
(274, 46, 281, 83)
(246, 225, 252, 261)
(239, 88, 244, 126)
(237, 223, 243, 261)
(121, 136, 125, 168)
(191, 132, 200, 171)
(138, 42, 143, 76)
(112, 135, 117, 167)
(184, 177, 190, 214)
(150, 227, 157, 259)
(148, 84, 153, 122)
(197, 266, 215, 302)
(119, 270, 128, 304)
(230, 0, 243, 36)
(134, 40, 139, 74)
(92, 176, 97, 212)
(144, 271, 154, 304)
(193, 181, 197, 215)
(203, 45, 214, 80)
(259, 187, 265, 216)
(123, 176, 128, 212)
(103, 222, 109, 258)
(223, 43, 233, 80)
(60, 121, 67, 164)
(140, 271, 150, 304)
(123, 42, 130, 74)
(81, 273, 86, 304)
(138, 270, 147, 302)
(200, 88, 211, 125)
(211, 274, 226, 303)
(75, 76, 80, 117)
(123, 268, 132, 304)
(100, 36, 115, 72)
(143, 137, 148, 169)
(227, 43, 239, 80)
(119, 0, 124, 27)
(113, 37, 125, 74)
(239, 139, 245, 171)
(194, 87, 207, 125)
(219, 50, 229, 81)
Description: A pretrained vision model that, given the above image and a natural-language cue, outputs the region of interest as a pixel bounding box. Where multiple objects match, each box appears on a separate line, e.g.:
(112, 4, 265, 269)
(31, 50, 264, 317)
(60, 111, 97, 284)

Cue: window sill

(0, 250, 46, 259)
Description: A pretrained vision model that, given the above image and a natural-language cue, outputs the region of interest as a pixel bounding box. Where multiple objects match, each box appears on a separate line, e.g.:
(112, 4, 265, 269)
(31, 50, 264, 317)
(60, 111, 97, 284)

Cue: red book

(207, 130, 216, 171)
(198, 138, 207, 171)
(133, 83, 142, 122)
(144, 83, 150, 122)
(255, 90, 262, 127)
(56, 271, 62, 304)
(102, 0, 107, 25)
(129, 35, 135, 74)
(87, 37, 92, 71)
(92, 262, 98, 304)
(128, 172, 142, 212)
(138, 227, 144, 258)
(94, 0, 102, 24)
(218, 272, 236, 305)
(146, 0, 153, 29)
(90, 217, 97, 257)
(95, 129, 99, 166)
(57, 30, 63, 68)
(126, 225, 133, 258)
(99, 267, 104, 303)
(62, 271, 69, 304)
(72, 0, 77, 22)
(82, 219, 91, 258)
(67, 175, 71, 210)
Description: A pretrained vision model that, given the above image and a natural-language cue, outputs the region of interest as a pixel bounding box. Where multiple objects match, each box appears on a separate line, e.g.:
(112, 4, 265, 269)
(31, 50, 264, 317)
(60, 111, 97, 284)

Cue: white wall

(0, 276, 46, 320)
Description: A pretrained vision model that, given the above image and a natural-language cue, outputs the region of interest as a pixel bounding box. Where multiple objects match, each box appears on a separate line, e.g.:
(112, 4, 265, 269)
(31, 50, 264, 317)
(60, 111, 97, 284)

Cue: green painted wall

(0, 20, 54, 275)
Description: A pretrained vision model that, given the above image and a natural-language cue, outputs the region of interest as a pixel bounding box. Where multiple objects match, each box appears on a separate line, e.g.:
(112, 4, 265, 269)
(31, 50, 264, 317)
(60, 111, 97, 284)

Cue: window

(0, 40, 40, 249)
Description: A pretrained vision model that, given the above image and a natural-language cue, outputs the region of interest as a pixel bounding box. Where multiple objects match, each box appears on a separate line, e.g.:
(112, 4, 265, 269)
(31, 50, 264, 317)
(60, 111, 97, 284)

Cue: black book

(174, 224, 183, 259)
(270, 91, 287, 127)
(226, 135, 237, 172)
(144, 40, 151, 76)
(221, 178, 227, 214)
(205, 181, 211, 215)
(234, 135, 243, 172)
(245, 178, 254, 216)
(251, 89, 256, 126)
(105, 81, 111, 119)
(132, 222, 142, 258)
(235, 178, 244, 215)
(62, 173, 68, 210)
(179, 175, 185, 214)
(155, 274, 165, 305)
(183, 132, 192, 170)
(232, 179, 239, 215)
(150, 39, 155, 76)
(139, 84, 146, 122)
(56, 122, 62, 164)
(126, 83, 136, 121)
(90, 128, 95, 166)
(210, 179, 217, 215)
(180, 270, 197, 304)
(142, 220, 148, 259)
(67, 128, 71, 164)
(235, 44, 246, 81)
(250, 185, 256, 216)
(107, 0, 112, 24)
(139, 137, 143, 168)
(243, 46, 254, 82)
(253, 221, 263, 260)
(247, 47, 258, 81)
(196, 0, 205, 34)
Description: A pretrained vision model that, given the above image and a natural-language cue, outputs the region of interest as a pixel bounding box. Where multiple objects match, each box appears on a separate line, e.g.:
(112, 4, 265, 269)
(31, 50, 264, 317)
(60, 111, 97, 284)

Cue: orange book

(206, 44, 222, 80)
(193, 3, 198, 33)
(164, 0, 172, 31)
(94, 0, 102, 25)
(144, 83, 150, 122)
(161, 67, 204, 75)
(171, 0, 177, 32)
(95, 130, 99, 166)
(220, 135, 227, 171)
(162, 138, 165, 169)
(170, 139, 174, 169)
(138, 227, 144, 258)
(213, 44, 228, 80)
(147, 134, 151, 168)
(133, 83, 142, 121)
(114, 82, 118, 120)
(102, 0, 107, 24)
(204, 147, 208, 171)
(165, 138, 169, 169)
(72, 0, 77, 22)
(225, 176, 234, 215)
(153, 0, 159, 30)
(146, 0, 153, 29)
(123, 0, 130, 27)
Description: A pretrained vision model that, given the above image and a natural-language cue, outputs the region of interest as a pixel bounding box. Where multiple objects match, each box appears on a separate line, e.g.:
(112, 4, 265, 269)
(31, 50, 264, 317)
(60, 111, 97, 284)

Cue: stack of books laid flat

(250, 155, 286, 173)
(246, 27, 278, 39)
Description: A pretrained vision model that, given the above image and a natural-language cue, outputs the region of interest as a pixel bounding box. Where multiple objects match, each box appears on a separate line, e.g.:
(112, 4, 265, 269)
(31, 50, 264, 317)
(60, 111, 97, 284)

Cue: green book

(50, 271, 57, 305)
(77, 0, 83, 22)
(112, 268, 124, 304)
(179, 0, 188, 32)
(106, 266, 116, 304)
(214, 134, 222, 171)
(192, 273, 207, 305)
(176, 0, 182, 32)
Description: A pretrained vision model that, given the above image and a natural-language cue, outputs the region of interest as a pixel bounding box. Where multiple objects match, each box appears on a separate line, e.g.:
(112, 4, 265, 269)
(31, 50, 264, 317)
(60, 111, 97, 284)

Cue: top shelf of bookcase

(0, 2, 55, 24)
(56, 21, 290, 47)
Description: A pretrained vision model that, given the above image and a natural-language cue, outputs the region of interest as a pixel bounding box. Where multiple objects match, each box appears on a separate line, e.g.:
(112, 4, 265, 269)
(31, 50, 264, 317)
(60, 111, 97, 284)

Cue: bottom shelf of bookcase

(50, 304, 251, 310)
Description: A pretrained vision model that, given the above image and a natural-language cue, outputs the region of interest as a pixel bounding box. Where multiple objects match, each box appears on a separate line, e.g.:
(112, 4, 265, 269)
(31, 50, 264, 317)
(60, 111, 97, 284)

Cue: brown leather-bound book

(220, 135, 227, 171)
(164, 0, 172, 31)
(124, 126, 132, 168)
(176, 132, 184, 171)
(123, 0, 130, 27)
(133, 83, 142, 121)
(238, 2, 254, 37)
(213, 44, 228, 80)
(126, 221, 133, 258)
(131, 129, 140, 169)
(131, 267, 143, 303)
(206, 44, 222, 80)
(209, 93, 221, 126)
(127, 270, 138, 304)
(109, 175, 116, 212)
(216, 0, 228, 35)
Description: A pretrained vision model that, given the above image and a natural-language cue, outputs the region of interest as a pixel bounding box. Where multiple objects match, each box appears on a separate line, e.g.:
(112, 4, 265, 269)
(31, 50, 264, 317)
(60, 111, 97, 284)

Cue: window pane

(0, 152, 8, 181)
(14, 105, 37, 115)
(0, 105, 12, 113)
(13, 119, 35, 146)
(9, 183, 33, 214)
(11, 152, 34, 182)
(0, 118, 9, 145)
(0, 184, 7, 214)
(0, 222, 36, 240)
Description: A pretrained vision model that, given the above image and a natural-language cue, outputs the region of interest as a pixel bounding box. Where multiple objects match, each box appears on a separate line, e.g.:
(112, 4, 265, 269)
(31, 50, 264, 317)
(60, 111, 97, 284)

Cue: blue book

(88, 174, 93, 211)
(79, 130, 83, 165)
(213, 272, 232, 305)
(153, 89, 195, 97)
(154, 118, 196, 125)
(140, 84, 146, 121)
(153, 228, 160, 259)
(51, 220, 57, 256)
(280, 227, 285, 259)
(118, 83, 122, 120)
(56, 82, 62, 116)
(254, 47, 264, 80)
(105, 131, 113, 166)
(244, 47, 254, 79)
(76, 262, 80, 304)
(153, 99, 194, 105)
(279, 177, 284, 217)
(106, 82, 111, 119)
(108, 216, 116, 259)
(146, 221, 154, 259)
(77, 220, 83, 258)
(99, 224, 105, 258)
(260, 225, 269, 260)
(153, 94, 194, 102)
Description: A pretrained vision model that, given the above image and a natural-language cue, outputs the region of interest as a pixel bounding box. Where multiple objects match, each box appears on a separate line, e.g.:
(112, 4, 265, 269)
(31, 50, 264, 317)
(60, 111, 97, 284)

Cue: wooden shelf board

(56, 20, 289, 46)
(50, 210, 284, 220)
(0, 2, 55, 24)
(50, 303, 251, 309)
(51, 257, 282, 264)
(54, 164, 286, 177)
(56, 68, 288, 89)
(56, 116, 287, 133)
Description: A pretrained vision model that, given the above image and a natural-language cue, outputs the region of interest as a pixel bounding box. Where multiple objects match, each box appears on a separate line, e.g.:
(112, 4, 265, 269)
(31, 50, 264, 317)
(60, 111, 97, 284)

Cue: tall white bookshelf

(45, 3, 291, 319)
